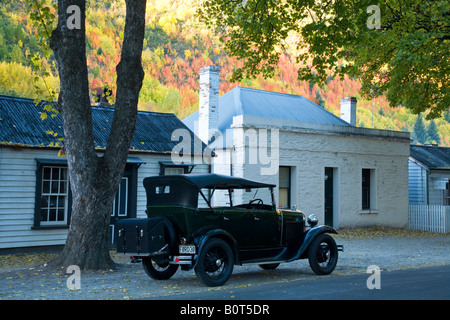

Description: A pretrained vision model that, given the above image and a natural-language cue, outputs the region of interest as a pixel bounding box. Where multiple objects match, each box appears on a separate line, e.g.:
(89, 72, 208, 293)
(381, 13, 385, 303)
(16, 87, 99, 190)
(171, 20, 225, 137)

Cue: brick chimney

(340, 96, 357, 126)
(198, 66, 221, 143)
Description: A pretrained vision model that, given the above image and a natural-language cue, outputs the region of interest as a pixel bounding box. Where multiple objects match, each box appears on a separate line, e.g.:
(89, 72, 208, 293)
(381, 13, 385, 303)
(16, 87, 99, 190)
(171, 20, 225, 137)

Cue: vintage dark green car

(115, 173, 343, 287)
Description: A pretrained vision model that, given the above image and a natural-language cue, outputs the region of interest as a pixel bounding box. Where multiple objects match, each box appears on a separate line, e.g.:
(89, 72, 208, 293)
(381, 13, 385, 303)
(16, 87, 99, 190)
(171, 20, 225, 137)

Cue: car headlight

(307, 214, 318, 227)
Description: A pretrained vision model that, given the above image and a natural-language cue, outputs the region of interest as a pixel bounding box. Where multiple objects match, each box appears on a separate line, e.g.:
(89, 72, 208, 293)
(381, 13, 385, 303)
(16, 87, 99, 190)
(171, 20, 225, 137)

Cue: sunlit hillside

(0, 0, 448, 145)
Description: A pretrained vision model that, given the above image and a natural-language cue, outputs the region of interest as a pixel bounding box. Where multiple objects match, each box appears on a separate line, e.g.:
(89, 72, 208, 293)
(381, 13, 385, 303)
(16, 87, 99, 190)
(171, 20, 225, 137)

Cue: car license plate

(179, 245, 196, 254)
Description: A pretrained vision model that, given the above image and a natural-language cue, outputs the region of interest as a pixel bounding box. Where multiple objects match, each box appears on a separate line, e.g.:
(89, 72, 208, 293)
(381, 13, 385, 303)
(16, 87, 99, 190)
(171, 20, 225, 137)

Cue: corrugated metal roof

(234, 86, 350, 126)
(0, 95, 206, 154)
(183, 86, 351, 140)
(410, 145, 450, 170)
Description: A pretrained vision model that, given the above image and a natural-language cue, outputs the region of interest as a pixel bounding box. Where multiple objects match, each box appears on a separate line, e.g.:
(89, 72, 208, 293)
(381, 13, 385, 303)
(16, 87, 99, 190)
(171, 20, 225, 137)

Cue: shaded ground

(1, 227, 449, 300)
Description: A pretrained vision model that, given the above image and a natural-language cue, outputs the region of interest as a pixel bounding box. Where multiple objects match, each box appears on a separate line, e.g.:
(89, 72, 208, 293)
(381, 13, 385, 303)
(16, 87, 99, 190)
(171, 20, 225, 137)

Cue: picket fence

(409, 204, 450, 233)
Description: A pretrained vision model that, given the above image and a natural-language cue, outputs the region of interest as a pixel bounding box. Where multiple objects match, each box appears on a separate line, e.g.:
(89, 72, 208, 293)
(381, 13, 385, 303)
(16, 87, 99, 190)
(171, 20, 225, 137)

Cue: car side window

(155, 185, 171, 194)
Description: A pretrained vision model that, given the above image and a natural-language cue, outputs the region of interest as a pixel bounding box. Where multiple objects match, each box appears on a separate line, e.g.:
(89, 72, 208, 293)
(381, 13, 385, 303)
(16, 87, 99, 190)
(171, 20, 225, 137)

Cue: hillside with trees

(0, 0, 448, 146)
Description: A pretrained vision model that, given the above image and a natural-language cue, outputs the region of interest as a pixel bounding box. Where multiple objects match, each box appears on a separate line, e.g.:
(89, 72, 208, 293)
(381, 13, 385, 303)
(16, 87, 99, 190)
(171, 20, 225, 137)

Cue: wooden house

(0, 95, 209, 249)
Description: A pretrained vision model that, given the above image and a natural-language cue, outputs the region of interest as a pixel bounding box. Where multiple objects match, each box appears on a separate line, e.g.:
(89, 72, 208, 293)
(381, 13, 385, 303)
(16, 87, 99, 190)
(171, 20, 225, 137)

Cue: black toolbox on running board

(115, 218, 166, 255)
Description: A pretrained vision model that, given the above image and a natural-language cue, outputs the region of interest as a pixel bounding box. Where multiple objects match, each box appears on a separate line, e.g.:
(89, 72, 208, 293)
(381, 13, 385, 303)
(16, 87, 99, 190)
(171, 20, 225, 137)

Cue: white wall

(219, 115, 410, 229)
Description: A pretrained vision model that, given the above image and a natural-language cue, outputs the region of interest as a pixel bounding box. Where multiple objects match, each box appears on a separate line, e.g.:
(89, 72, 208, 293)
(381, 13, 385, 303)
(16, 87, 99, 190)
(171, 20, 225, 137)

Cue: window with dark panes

(362, 169, 371, 210)
(279, 166, 291, 209)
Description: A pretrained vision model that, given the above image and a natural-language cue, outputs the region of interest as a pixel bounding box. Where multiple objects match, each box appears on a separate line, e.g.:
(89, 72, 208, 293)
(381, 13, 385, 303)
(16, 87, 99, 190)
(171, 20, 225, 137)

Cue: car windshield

(205, 187, 274, 210)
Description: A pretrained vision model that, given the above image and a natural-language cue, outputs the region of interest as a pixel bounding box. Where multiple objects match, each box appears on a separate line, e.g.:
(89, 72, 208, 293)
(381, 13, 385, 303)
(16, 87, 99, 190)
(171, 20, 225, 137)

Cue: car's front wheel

(195, 238, 234, 287)
(142, 257, 178, 280)
(308, 233, 338, 275)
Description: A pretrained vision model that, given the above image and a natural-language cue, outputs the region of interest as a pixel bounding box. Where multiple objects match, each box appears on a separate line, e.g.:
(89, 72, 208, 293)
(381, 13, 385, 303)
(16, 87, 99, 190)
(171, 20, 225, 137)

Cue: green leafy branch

(25, 0, 63, 152)
(25, 0, 58, 108)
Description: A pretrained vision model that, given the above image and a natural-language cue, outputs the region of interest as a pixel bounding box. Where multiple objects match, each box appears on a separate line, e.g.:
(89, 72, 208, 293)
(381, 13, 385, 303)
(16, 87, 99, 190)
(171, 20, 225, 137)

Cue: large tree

(199, 0, 449, 118)
(28, 0, 147, 270)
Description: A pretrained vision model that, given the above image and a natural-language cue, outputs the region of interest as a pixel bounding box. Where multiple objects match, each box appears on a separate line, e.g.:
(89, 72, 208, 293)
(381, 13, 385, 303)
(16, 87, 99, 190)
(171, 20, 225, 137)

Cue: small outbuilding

(408, 145, 450, 233)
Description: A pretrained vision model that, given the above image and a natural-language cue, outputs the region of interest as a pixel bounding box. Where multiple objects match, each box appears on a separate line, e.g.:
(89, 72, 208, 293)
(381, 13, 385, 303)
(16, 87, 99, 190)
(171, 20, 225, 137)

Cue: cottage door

(110, 177, 129, 244)
(324, 167, 334, 227)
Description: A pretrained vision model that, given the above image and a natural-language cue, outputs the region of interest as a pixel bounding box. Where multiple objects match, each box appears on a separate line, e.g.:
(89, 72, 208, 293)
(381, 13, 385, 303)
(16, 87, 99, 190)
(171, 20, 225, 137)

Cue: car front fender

(191, 228, 241, 269)
(287, 225, 338, 262)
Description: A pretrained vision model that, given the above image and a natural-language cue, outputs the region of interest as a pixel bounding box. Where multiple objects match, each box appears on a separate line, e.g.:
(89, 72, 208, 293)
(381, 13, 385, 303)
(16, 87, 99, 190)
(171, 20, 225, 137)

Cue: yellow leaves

(46, 130, 58, 137)
(335, 226, 447, 239)
(0, 253, 58, 269)
(162, 284, 180, 290)
(0, 61, 58, 102)
(184, 49, 192, 60)
(58, 149, 67, 157)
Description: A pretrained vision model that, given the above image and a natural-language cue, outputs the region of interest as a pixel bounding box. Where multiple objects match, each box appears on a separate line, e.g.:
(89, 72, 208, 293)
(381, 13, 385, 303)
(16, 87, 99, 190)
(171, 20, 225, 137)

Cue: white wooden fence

(409, 205, 450, 233)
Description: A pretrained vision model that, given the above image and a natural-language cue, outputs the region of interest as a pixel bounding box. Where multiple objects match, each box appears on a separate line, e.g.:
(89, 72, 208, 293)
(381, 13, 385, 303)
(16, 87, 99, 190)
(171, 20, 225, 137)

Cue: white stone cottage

(0, 95, 210, 249)
(183, 66, 411, 229)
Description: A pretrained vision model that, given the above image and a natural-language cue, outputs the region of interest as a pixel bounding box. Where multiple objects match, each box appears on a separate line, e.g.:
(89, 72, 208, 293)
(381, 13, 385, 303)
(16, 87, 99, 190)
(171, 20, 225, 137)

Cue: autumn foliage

(0, 0, 448, 146)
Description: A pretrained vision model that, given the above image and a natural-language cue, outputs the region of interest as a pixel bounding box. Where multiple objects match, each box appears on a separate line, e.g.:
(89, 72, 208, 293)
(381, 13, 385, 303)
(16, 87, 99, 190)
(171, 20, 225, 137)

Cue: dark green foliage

(412, 114, 427, 144)
(427, 120, 441, 145)
(199, 0, 449, 119)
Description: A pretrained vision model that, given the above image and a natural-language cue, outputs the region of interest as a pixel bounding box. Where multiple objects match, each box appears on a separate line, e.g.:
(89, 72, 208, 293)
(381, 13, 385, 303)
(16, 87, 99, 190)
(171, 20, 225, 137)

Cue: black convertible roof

(144, 173, 275, 190)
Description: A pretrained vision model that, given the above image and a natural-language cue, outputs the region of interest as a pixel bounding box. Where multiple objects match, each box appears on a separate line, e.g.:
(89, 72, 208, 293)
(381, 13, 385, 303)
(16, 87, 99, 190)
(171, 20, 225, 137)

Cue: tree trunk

(48, 0, 146, 270)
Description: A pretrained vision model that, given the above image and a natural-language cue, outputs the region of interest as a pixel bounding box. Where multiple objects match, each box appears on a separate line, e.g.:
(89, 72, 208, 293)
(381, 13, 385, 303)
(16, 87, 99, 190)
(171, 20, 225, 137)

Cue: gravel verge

(1, 228, 449, 300)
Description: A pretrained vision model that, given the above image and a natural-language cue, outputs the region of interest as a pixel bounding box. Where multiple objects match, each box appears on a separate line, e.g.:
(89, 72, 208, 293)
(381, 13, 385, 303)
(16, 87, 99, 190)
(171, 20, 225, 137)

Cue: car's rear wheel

(142, 257, 178, 280)
(195, 238, 234, 287)
(308, 234, 338, 275)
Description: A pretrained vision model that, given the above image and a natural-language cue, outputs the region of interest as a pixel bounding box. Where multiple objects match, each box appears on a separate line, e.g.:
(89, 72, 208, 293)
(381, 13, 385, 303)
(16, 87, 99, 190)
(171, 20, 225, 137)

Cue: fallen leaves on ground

(335, 226, 447, 239)
(0, 253, 58, 269)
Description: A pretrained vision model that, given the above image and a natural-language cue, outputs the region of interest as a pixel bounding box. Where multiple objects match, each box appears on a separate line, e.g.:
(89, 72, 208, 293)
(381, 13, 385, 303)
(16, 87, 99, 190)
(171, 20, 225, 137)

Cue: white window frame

(40, 166, 69, 225)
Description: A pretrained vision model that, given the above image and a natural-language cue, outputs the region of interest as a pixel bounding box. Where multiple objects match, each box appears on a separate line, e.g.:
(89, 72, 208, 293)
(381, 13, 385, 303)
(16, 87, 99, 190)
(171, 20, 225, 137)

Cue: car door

(247, 208, 281, 248)
(220, 207, 253, 248)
